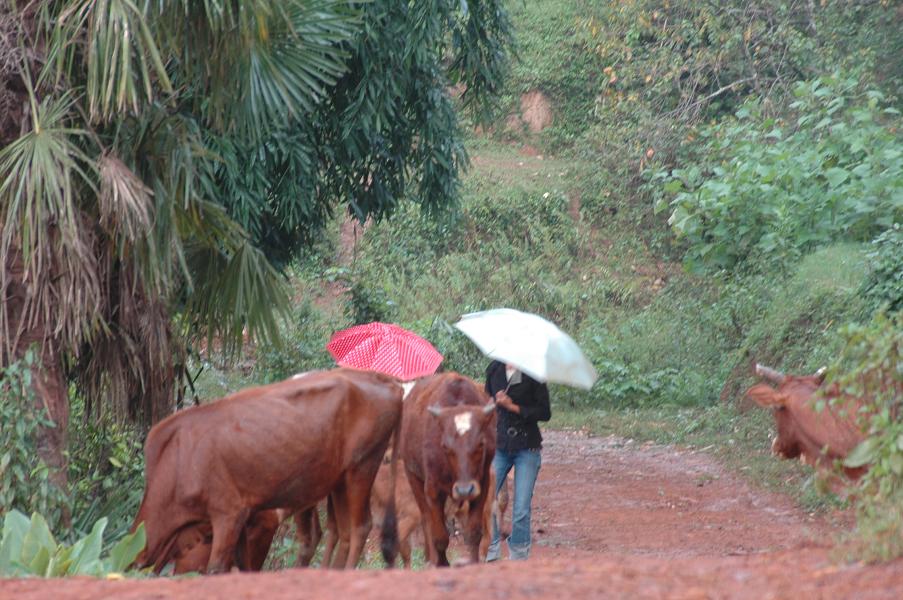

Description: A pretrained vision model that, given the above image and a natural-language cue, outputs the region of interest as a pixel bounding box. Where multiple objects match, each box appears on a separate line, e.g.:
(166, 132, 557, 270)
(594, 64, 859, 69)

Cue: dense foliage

(659, 76, 902, 272)
(834, 313, 903, 562)
(0, 352, 69, 531)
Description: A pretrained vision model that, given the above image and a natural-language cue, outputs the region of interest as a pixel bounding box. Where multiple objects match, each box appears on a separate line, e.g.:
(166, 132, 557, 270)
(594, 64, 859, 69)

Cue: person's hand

(495, 390, 519, 414)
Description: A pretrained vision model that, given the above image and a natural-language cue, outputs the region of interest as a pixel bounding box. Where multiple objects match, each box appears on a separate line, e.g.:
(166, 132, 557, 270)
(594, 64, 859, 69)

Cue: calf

(168, 509, 288, 574)
(395, 373, 496, 567)
(745, 363, 866, 479)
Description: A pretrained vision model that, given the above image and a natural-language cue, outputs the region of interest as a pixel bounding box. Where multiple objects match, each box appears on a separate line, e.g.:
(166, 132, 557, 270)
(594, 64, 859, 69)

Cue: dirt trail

(5, 429, 901, 599)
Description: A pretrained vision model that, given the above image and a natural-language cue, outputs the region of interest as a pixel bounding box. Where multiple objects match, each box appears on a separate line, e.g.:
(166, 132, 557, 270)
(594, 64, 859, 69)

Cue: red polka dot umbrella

(326, 322, 444, 381)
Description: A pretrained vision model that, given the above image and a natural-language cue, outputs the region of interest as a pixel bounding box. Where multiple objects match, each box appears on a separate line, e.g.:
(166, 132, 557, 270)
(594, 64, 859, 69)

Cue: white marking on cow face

(454, 412, 473, 436)
(401, 381, 416, 400)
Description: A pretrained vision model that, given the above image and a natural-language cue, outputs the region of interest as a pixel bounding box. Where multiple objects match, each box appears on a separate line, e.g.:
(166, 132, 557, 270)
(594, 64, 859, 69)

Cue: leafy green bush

(0, 510, 145, 577)
(66, 398, 145, 548)
(0, 351, 70, 532)
(658, 75, 902, 273)
(861, 224, 903, 313)
(831, 312, 903, 562)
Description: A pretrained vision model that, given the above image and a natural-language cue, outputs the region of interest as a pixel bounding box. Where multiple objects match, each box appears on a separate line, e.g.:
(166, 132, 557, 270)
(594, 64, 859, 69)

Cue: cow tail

(380, 426, 402, 568)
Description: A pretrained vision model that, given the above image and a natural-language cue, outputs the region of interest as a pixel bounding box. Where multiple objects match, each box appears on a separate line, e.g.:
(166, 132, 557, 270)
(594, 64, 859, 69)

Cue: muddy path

(3, 430, 901, 599)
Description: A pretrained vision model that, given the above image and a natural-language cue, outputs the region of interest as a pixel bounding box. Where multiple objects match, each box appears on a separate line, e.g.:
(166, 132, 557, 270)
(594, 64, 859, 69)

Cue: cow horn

(482, 401, 496, 415)
(814, 366, 827, 384)
(427, 404, 443, 417)
(755, 363, 785, 385)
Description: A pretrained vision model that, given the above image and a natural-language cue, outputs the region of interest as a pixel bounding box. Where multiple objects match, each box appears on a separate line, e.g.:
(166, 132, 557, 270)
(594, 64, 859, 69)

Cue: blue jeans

(486, 448, 542, 561)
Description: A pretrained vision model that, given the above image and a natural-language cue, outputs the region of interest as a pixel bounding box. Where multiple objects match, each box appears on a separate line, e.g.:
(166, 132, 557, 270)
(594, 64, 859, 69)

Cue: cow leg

(339, 463, 382, 569)
(321, 495, 339, 567)
(293, 508, 322, 568)
(207, 509, 250, 574)
(423, 486, 451, 567)
(405, 471, 438, 565)
(397, 514, 419, 569)
(328, 485, 352, 569)
(463, 493, 489, 565)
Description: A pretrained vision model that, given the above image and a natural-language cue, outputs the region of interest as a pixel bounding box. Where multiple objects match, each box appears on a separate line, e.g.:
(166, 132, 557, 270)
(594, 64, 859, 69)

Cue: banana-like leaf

(0, 511, 31, 576)
(28, 546, 52, 577)
(68, 517, 107, 575)
(20, 513, 57, 570)
(105, 523, 145, 573)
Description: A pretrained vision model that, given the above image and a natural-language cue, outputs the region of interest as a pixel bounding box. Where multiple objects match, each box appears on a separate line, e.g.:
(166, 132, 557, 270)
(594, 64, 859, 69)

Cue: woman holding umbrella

(455, 308, 598, 561)
(484, 360, 551, 561)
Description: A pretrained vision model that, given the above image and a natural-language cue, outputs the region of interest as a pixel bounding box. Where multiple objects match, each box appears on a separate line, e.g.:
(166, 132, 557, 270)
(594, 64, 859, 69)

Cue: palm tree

(0, 0, 512, 491)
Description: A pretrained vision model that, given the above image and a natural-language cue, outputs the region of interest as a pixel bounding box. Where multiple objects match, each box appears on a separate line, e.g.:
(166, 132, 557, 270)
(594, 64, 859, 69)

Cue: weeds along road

(4, 429, 902, 600)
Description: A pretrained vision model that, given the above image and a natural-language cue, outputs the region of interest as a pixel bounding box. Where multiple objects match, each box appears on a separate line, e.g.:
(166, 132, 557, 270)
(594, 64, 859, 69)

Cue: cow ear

(745, 384, 785, 408)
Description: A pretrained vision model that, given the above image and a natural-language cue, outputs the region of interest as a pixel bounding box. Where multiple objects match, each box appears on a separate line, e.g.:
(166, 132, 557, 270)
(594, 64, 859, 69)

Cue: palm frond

(98, 153, 153, 241)
(176, 199, 290, 359)
(0, 85, 101, 355)
(159, 0, 360, 138)
(46, 0, 172, 122)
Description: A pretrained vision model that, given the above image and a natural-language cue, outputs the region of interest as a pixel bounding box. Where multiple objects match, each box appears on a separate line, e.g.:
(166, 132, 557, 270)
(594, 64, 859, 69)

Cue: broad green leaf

(48, 544, 75, 577)
(0, 510, 31, 576)
(28, 546, 51, 577)
(21, 513, 56, 568)
(844, 437, 879, 468)
(106, 523, 146, 573)
(824, 167, 849, 188)
(69, 517, 107, 575)
(889, 452, 903, 476)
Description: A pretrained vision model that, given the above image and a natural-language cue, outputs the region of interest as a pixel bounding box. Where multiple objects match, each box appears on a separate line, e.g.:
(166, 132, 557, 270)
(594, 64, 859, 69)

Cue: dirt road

(3, 430, 901, 599)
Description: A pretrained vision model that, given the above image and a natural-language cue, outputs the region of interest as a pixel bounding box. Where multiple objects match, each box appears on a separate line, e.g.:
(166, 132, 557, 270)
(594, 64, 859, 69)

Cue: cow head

(746, 363, 826, 461)
(427, 402, 496, 501)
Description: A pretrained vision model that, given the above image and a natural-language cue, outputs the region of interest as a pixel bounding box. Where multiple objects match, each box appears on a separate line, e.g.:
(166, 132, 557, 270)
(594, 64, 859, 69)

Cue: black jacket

(485, 360, 551, 452)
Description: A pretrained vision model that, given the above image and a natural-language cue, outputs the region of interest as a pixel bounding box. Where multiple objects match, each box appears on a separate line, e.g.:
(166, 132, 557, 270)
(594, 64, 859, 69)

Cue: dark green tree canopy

(208, 0, 513, 265)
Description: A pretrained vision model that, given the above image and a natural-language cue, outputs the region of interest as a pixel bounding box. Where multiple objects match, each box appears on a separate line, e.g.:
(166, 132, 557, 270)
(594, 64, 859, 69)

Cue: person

(484, 359, 551, 561)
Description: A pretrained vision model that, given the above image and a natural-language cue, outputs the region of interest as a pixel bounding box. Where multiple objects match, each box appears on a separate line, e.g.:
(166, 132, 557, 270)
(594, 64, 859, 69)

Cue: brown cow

(394, 373, 496, 567)
(132, 368, 403, 573)
(745, 363, 866, 479)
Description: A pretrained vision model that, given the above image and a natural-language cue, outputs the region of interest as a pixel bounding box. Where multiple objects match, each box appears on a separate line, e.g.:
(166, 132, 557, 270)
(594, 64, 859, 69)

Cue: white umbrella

(454, 308, 598, 390)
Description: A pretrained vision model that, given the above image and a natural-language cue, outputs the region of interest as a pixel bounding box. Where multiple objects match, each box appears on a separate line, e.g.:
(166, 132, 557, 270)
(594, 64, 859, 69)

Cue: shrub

(0, 510, 145, 577)
(657, 75, 902, 273)
(861, 224, 903, 313)
(66, 399, 145, 547)
(0, 351, 70, 533)
(832, 312, 903, 562)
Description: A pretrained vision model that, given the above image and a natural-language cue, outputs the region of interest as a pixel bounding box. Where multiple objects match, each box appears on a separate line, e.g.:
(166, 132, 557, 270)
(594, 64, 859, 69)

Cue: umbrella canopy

(454, 308, 598, 390)
(326, 322, 443, 381)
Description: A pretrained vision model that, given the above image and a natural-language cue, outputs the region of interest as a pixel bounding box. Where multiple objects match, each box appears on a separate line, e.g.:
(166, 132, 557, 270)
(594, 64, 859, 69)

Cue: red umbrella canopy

(326, 322, 443, 381)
